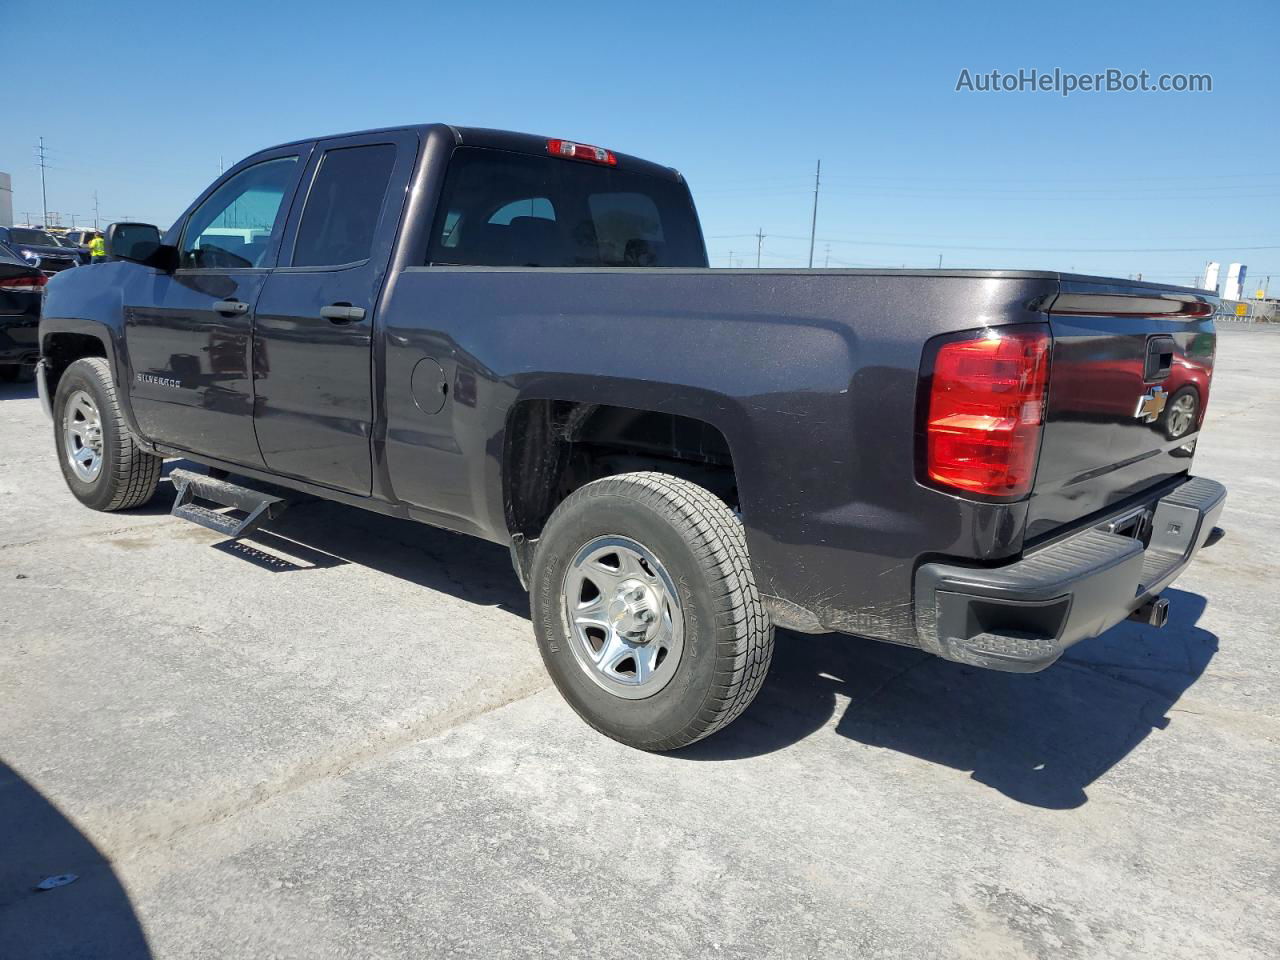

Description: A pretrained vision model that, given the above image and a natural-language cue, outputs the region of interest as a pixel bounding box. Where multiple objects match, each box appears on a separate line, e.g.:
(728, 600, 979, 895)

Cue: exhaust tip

(1130, 596, 1170, 628)
(1150, 597, 1170, 628)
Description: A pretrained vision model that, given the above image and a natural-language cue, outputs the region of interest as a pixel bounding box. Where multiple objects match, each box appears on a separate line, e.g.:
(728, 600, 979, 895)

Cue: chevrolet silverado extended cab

(36, 124, 1226, 750)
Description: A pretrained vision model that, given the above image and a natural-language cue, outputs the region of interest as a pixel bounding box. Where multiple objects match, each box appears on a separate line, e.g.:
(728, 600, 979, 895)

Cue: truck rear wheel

(53, 357, 163, 512)
(530, 472, 773, 751)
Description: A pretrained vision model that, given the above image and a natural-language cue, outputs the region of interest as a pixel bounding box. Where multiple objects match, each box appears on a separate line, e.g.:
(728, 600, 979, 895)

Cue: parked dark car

(0, 239, 45, 381)
(35, 124, 1226, 750)
(0, 226, 83, 275)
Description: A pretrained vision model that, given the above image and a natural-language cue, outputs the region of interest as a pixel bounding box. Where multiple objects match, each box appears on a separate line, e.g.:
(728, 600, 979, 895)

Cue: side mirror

(104, 222, 177, 270)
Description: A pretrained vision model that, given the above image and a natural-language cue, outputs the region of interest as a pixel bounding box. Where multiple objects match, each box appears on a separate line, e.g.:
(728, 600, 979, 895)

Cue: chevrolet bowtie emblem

(1134, 385, 1168, 422)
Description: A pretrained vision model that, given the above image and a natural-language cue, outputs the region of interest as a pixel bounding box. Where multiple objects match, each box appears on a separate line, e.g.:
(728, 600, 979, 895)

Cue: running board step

(169, 468, 288, 540)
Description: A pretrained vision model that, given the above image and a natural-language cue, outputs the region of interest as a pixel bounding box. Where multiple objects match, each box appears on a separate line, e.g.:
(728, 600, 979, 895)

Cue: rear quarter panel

(378, 267, 1057, 644)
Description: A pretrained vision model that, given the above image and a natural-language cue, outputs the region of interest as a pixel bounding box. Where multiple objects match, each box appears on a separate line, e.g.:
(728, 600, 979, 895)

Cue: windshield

(8, 228, 59, 246)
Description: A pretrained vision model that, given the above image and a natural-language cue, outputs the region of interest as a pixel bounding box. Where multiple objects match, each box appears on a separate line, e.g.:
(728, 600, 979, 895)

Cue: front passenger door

(124, 148, 308, 466)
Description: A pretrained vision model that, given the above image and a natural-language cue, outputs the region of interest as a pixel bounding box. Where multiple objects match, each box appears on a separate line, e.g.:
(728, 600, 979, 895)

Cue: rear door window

(292, 143, 398, 267)
(427, 147, 705, 268)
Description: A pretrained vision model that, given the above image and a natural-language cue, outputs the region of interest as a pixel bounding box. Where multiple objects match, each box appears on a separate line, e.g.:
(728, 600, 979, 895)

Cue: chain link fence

(1215, 298, 1278, 323)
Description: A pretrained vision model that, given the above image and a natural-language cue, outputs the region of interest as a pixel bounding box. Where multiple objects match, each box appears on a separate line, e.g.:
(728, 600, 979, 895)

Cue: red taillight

(0, 274, 47, 292)
(925, 329, 1051, 498)
(546, 138, 617, 166)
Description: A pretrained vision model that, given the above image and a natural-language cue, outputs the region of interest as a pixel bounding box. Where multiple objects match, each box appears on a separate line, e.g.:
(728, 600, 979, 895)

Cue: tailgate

(1025, 280, 1217, 541)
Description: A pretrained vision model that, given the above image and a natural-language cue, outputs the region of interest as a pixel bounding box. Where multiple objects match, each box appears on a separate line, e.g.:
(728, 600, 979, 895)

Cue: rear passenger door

(252, 131, 417, 495)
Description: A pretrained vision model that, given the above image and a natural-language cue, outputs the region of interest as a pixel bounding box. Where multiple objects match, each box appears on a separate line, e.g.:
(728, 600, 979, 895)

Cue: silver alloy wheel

(1168, 392, 1197, 438)
(562, 535, 685, 699)
(63, 389, 105, 482)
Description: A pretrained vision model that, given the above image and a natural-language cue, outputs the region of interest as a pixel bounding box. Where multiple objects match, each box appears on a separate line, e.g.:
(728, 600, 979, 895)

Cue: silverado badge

(1134, 385, 1168, 423)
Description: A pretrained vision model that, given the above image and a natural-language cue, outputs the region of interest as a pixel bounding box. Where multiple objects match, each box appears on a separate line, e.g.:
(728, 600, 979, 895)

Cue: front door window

(179, 157, 298, 269)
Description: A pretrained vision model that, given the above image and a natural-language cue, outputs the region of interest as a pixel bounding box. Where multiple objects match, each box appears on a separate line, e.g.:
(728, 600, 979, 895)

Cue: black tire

(1163, 385, 1200, 441)
(530, 472, 773, 751)
(53, 357, 163, 511)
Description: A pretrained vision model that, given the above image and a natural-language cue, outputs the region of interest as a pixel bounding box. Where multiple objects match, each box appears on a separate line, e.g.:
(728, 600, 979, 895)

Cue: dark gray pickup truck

(36, 124, 1226, 750)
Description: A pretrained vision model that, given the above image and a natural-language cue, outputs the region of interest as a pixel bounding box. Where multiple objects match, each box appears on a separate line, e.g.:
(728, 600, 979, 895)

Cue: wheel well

(503, 400, 738, 540)
(42, 332, 108, 395)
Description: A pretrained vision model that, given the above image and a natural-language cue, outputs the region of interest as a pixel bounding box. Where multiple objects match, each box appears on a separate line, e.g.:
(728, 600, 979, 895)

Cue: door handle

(213, 299, 249, 315)
(320, 304, 366, 324)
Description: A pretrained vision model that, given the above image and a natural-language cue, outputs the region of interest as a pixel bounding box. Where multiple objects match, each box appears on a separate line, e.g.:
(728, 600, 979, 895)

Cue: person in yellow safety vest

(88, 233, 106, 262)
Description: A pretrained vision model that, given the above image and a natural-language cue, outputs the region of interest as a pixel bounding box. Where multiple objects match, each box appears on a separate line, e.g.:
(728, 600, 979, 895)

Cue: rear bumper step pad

(914, 476, 1226, 673)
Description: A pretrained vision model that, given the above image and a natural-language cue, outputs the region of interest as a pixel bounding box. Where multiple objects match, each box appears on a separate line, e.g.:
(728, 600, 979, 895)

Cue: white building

(1201, 261, 1220, 294)
(0, 172, 12, 228)
(1223, 263, 1248, 302)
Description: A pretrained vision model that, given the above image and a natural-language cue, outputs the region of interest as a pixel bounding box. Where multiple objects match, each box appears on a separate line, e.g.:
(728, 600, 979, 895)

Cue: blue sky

(4, 0, 1276, 288)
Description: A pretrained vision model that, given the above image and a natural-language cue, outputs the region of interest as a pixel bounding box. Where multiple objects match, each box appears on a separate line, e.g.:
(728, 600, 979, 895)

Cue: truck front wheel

(53, 357, 163, 512)
(530, 472, 773, 751)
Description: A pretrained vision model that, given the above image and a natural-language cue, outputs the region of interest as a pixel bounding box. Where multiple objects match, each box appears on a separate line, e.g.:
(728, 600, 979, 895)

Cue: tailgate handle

(1145, 336, 1175, 381)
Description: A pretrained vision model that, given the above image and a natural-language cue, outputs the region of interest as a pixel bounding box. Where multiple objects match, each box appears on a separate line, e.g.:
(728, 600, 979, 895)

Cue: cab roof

(259, 123, 685, 183)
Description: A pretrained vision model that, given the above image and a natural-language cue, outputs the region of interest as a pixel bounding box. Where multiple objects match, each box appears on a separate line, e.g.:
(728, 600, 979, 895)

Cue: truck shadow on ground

(0, 378, 38, 401)
(165, 466, 1218, 812)
(156, 464, 530, 618)
(682, 590, 1218, 809)
(0, 762, 151, 958)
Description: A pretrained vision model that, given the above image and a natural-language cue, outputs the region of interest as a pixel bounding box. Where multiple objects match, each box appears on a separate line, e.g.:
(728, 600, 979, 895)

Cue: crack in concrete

(100, 666, 553, 863)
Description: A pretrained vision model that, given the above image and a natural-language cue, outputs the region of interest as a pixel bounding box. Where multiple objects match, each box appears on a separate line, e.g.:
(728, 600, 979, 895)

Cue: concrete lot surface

(2, 326, 1278, 959)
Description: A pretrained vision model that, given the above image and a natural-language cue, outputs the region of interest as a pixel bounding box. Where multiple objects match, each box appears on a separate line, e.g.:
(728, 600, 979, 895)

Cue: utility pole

(755, 228, 765, 268)
(93, 191, 101, 231)
(824, 243, 830, 268)
(937, 253, 943, 269)
(728, 250, 734, 268)
(807, 159, 821, 268)
(36, 137, 49, 227)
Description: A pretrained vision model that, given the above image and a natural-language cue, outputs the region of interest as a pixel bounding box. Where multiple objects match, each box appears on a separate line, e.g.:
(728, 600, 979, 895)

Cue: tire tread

(546, 471, 773, 750)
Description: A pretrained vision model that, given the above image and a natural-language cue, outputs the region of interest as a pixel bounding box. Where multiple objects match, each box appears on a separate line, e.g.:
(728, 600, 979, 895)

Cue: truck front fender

(39, 265, 150, 446)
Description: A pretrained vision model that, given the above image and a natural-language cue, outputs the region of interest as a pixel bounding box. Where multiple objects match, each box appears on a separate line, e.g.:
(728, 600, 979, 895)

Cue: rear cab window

(427, 147, 706, 268)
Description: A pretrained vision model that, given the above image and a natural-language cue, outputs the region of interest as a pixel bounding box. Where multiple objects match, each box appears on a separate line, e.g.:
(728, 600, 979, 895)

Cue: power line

(762, 234, 1280, 253)
(698, 170, 1280, 190)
